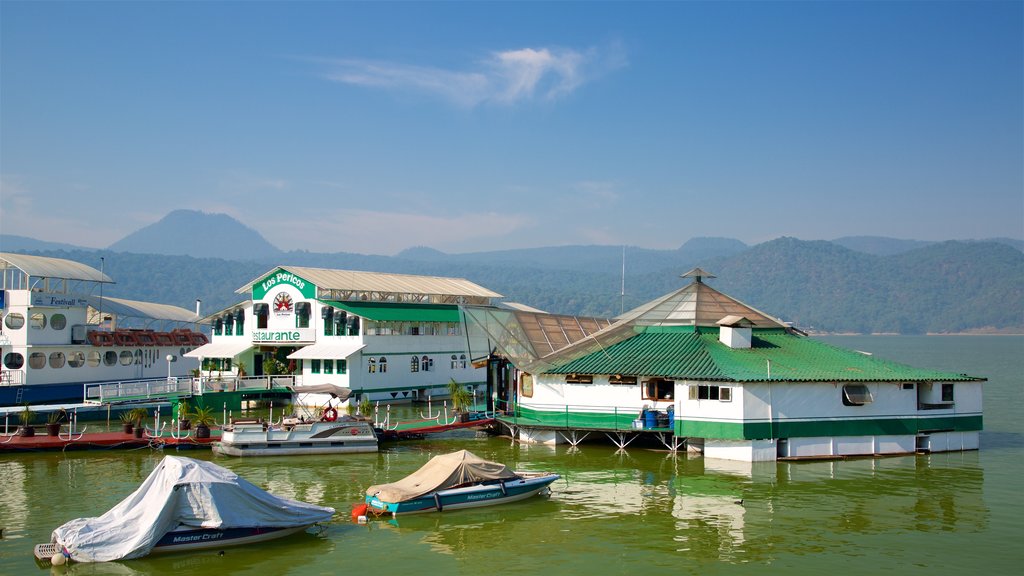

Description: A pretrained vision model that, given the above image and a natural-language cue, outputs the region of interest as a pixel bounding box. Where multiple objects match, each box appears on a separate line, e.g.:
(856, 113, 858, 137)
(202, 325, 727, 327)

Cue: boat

(212, 384, 378, 456)
(363, 450, 559, 516)
(33, 455, 335, 564)
(0, 253, 206, 406)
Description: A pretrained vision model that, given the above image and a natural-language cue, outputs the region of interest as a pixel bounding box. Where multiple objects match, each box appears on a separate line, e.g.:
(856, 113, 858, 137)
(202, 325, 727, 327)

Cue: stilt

(658, 433, 685, 452)
(605, 431, 637, 450)
(557, 429, 591, 447)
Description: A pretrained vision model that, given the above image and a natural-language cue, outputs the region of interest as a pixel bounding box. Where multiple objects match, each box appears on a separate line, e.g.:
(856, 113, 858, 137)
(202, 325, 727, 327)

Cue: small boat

(34, 455, 335, 564)
(364, 450, 559, 516)
(212, 384, 378, 457)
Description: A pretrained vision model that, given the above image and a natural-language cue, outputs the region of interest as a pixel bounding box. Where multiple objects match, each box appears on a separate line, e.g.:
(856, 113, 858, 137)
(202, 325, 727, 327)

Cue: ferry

(0, 253, 207, 406)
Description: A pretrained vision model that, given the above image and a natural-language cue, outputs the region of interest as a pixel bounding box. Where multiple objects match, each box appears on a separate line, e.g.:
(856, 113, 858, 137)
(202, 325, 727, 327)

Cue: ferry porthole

(104, 351, 118, 366)
(28, 352, 45, 369)
(119, 351, 133, 366)
(87, 351, 101, 367)
(48, 351, 66, 369)
(51, 314, 67, 330)
(4, 313, 25, 330)
(30, 312, 47, 330)
(68, 351, 85, 368)
(3, 352, 24, 369)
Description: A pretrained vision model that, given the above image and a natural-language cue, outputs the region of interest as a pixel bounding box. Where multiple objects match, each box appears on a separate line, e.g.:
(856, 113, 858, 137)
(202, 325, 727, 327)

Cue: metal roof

(0, 252, 113, 283)
(89, 296, 200, 323)
(548, 327, 985, 383)
(287, 340, 366, 360)
(237, 266, 501, 299)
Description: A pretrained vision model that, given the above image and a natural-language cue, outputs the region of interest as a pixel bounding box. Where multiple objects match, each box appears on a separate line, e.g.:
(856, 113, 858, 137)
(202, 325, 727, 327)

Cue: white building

(187, 265, 501, 407)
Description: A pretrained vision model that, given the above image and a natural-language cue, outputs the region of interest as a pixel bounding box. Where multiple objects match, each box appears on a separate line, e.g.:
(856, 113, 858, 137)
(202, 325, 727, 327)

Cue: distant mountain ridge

(4, 211, 1022, 334)
(106, 209, 282, 261)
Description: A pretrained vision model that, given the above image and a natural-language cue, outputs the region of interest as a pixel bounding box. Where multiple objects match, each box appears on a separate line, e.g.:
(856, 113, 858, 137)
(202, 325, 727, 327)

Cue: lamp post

(166, 354, 173, 382)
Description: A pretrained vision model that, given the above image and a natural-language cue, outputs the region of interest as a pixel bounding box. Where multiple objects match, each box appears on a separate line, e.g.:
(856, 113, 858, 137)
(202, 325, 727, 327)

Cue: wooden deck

(0, 429, 221, 452)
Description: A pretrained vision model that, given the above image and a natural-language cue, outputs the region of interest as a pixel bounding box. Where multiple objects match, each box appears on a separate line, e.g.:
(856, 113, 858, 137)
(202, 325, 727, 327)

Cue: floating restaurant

(465, 269, 985, 461)
(188, 266, 502, 408)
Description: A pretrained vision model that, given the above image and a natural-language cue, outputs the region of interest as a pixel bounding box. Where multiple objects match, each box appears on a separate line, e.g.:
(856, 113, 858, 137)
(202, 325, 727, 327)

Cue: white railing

(192, 375, 296, 395)
(84, 377, 192, 404)
(0, 369, 25, 386)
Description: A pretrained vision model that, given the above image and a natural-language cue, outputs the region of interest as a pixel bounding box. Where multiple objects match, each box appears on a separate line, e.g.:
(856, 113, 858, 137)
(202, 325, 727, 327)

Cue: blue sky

(2, 1, 1021, 255)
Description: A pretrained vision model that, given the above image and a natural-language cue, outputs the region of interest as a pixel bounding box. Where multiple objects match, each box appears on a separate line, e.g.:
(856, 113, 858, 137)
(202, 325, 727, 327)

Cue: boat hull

(366, 472, 559, 516)
(212, 419, 378, 457)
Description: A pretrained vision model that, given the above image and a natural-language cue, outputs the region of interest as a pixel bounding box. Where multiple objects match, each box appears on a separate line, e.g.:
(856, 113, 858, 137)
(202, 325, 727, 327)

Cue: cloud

(319, 41, 626, 107)
(261, 209, 533, 255)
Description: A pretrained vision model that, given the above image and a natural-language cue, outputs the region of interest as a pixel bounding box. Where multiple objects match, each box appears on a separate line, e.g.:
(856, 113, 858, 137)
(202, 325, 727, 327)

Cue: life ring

(322, 407, 338, 422)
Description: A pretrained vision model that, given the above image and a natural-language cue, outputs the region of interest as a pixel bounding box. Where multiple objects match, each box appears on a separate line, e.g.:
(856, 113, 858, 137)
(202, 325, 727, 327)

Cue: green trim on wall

(676, 414, 984, 439)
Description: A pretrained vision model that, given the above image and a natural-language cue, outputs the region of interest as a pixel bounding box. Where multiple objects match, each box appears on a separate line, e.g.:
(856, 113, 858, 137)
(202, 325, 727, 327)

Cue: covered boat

(364, 450, 558, 516)
(35, 455, 335, 563)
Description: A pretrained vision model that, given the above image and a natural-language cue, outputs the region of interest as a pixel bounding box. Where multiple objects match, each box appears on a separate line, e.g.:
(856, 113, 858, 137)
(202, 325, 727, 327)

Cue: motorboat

(34, 455, 335, 564)
(212, 384, 378, 456)
(363, 450, 559, 516)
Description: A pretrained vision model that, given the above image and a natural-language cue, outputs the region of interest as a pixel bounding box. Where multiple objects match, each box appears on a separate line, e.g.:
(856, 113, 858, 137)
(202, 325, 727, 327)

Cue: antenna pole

(620, 246, 625, 316)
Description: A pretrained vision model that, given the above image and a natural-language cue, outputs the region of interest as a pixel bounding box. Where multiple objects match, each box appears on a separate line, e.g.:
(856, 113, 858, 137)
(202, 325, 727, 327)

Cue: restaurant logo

(273, 292, 293, 315)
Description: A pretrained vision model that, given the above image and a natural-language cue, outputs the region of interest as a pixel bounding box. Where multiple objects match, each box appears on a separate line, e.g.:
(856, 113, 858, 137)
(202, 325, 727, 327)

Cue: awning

(184, 340, 253, 359)
(287, 340, 366, 360)
(327, 301, 461, 323)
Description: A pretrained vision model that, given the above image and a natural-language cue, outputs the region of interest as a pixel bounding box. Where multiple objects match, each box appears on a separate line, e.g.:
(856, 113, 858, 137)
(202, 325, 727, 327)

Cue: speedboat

(363, 450, 559, 516)
(212, 384, 378, 456)
(34, 455, 335, 564)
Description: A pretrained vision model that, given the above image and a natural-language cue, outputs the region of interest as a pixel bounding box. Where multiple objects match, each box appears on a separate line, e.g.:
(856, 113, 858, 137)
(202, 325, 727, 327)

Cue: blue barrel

(644, 410, 658, 429)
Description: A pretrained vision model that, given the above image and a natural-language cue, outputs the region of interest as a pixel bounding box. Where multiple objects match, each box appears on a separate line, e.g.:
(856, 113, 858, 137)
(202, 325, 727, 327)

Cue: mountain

(831, 236, 935, 256)
(106, 210, 282, 261)
(0, 234, 95, 253)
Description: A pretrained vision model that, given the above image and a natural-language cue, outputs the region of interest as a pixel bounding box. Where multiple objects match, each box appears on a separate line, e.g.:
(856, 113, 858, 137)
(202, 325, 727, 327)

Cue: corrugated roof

(237, 266, 501, 299)
(328, 301, 461, 323)
(90, 296, 200, 323)
(548, 327, 984, 383)
(1, 252, 113, 283)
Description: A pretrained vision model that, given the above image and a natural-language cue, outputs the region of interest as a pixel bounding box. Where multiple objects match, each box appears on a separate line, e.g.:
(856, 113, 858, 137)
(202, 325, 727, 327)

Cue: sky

(1, 1, 1022, 256)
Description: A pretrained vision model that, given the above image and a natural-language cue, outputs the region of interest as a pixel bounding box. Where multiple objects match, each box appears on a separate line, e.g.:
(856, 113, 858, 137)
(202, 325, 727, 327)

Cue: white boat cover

(366, 450, 518, 503)
(291, 383, 353, 400)
(51, 456, 335, 562)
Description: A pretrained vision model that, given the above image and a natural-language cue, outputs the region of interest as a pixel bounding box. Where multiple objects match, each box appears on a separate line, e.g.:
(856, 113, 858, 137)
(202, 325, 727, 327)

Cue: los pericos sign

(252, 269, 315, 300)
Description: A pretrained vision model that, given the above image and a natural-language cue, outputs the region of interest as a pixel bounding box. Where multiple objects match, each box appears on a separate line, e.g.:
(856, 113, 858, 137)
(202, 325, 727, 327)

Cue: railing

(500, 401, 673, 432)
(192, 375, 295, 395)
(84, 377, 193, 404)
(0, 370, 25, 386)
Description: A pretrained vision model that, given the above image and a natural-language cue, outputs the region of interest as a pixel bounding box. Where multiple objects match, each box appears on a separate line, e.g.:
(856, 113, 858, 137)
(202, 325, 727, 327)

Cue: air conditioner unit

(71, 325, 87, 344)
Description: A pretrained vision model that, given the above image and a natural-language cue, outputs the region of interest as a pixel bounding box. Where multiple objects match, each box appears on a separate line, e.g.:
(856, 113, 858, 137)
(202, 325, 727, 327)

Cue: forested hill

(9, 238, 1023, 334)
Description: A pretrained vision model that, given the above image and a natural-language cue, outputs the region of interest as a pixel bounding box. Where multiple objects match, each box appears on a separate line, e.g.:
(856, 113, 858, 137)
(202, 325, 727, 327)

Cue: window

(49, 351, 66, 369)
(296, 302, 310, 328)
(338, 359, 347, 374)
(842, 384, 873, 406)
(460, 354, 467, 369)
(379, 357, 388, 373)
(450, 355, 458, 369)
(311, 359, 321, 374)
(120, 351, 134, 366)
(323, 359, 333, 374)
(689, 384, 731, 402)
(29, 352, 46, 369)
(3, 352, 24, 369)
(609, 374, 638, 385)
(902, 383, 915, 390)
(565, 373, 593, 384)
(941, 383, 954, 403)
(104, 351, 118, 366)
(368, 358, 377, 373)
(214, 318, 223, 336)
(322, 307, 334, 336)
(50, 314, 67, 330)
(643, 378, 675, 401)
(420, 356, 431, 372)
(31, 312, 47, 330)
(68, 351, 85, 368)
(520, 374, 534, 398)
(87, 351, 101, 367)
(254, 303, 269, 329)
(223, 315, 233, 336)
(235, 312, 244, 335)
(410, 357, 419, 372)
(4, 313, 25, 330)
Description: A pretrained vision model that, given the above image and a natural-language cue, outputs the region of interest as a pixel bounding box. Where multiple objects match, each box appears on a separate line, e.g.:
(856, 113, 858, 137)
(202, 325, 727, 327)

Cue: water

(1, 336, 1021, 575)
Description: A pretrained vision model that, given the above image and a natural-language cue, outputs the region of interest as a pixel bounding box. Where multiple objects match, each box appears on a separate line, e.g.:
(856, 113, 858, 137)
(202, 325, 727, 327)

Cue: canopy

(365, 450, 517, 503)
(52, 456, 335, 562)
(184, 339, 252, 359)
(287, 340, 366, 360)
(291, 383, 353, 401)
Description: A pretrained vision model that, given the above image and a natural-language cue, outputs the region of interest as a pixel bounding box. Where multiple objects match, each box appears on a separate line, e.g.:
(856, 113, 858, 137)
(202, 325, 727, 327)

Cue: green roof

(327, 301, 461, 323)
(548, 327, 983, 383)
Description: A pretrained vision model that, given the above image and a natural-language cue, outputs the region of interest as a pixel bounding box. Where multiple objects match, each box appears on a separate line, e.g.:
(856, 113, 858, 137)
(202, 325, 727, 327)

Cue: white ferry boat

(0, 253, 207, 406)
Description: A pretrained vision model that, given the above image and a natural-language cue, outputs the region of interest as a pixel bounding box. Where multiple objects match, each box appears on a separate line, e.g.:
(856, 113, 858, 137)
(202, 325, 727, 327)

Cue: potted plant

(176, 402, 192, 430)
(358, 396, 372, 417)
(236, 360, 247, 378)
(447, 379, 473, 420)
(119, 410, 135, 434)
(45, 410, 65, 436)
(192, 406, 216, 439)
(130, 407, 149, 438)
(17, 404, 35, 437)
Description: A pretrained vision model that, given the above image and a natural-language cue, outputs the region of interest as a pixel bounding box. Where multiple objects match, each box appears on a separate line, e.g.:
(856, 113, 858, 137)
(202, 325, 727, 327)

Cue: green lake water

(1, 336, 1021, 575)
